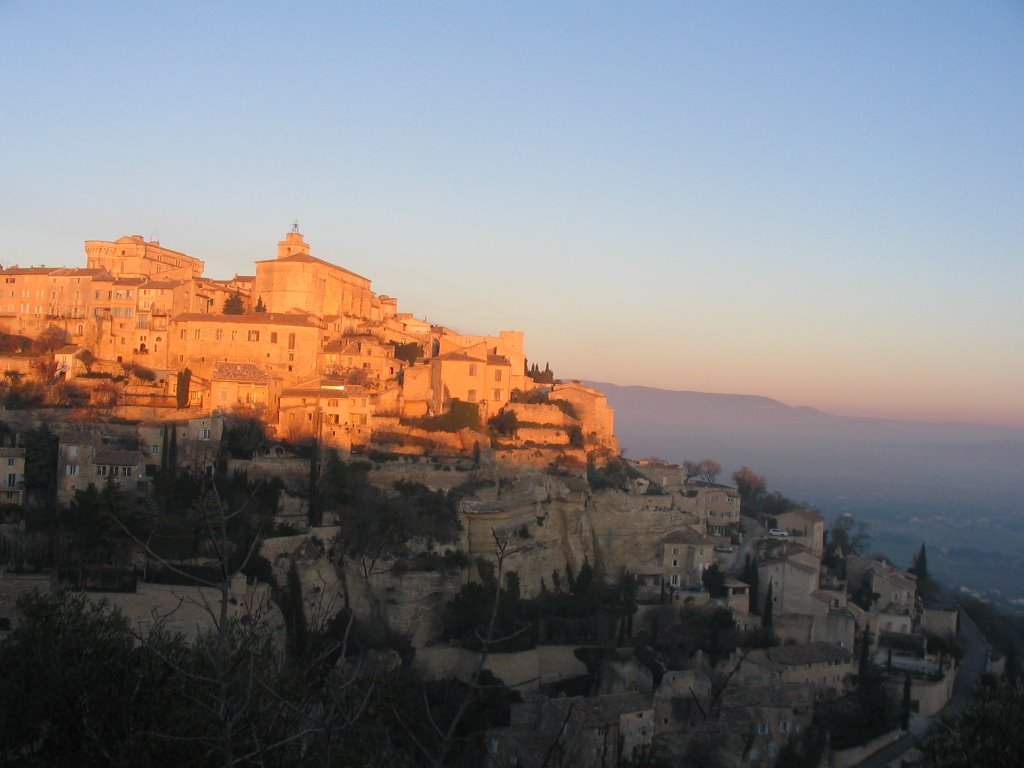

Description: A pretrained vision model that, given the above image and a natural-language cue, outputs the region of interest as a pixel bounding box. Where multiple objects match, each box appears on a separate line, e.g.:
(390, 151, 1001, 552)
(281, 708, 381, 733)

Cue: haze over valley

(592, 381, 1024, 607)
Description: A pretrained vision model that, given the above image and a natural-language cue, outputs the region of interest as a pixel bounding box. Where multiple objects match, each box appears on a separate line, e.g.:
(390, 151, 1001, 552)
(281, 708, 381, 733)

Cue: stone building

(774, 508, 825, 557)
(662, 527, 713, 590)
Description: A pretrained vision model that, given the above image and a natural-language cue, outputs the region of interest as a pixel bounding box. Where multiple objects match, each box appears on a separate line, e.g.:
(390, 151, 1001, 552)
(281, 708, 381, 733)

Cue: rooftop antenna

(291, 219, 300, 233)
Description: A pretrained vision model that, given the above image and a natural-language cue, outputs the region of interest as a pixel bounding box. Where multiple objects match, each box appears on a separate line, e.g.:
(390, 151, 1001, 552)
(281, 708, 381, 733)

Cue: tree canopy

(222, 292, 245, 314)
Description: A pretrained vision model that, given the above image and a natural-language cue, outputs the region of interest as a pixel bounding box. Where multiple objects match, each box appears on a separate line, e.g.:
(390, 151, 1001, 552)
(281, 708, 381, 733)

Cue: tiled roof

(0, 447, 25, 458)
(51, 268, 111, 278)
(436, 352, 484, 363)
(545, 692, 652, 724)
(141, 280, 181, 289)
(765, 642, 852, 667)
(254, 252, 370, 283)
(663, 527, 711, 545)
(780, 508, 824, 523)
(0, 267, 57, 275)
(487, 354, 511, 366)
(212, 362, 274, 383)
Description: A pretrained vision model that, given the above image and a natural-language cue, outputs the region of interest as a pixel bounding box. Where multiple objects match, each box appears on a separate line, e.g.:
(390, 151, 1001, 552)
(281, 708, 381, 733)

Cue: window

(97, 465, 108, 476)
(231, 330, 238, 340)
(758, 723, 770, 735)
(215, 329, 223, 340)
(468, 363, 478, 376)
(780, 721, 789, 733)
(467, 389, 477, 402)
(6, 473, 16, 487)
(180, 329, 186, 340)
(672, 559, 678, 567)
(671, 574, 679, 586)
(199, 428, 212, 441)
(65, 465, 80, 476)
(288, 333, 296, 350)
(247, 330, 259, 341)
(494, 369, 502, 381)
(270, 332, 278, 343)
(672, 547, 679, 555)
(493, 388, 502, 400)
(6, 458, 13, 467)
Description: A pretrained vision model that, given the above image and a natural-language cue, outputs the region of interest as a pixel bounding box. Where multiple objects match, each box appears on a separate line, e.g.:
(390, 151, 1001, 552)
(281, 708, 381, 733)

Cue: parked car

(769, 528, 789, 537)
(714, 544, 734, 553)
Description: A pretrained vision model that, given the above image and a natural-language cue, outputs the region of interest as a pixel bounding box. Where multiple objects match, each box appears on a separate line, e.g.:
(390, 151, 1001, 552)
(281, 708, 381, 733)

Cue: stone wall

(911, 671, 955, 717)
(829, 728, 903, 768)
(414, 645, 588, 691)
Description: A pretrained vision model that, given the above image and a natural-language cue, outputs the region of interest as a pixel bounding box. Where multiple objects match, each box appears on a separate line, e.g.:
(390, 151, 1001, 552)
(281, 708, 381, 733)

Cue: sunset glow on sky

(2, 2, 1021, 425)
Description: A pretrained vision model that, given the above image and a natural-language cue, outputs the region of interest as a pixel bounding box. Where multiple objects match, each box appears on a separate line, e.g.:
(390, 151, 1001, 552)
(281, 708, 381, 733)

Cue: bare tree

(699, 459, 722, 484)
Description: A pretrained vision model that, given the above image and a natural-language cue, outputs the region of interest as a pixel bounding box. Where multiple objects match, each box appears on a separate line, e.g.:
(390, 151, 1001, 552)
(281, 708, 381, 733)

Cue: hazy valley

(591, 381, 1024, 608)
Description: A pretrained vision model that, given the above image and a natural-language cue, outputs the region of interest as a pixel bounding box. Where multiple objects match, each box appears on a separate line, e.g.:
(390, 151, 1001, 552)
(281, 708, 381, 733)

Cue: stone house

(757, 550, 820, 616)
(774, 508, 824, 557)
(210, 361, 280, 420)
(0, 447, 26, 507)
(662, 527, 713, 591)
(718, 684, 815, 766)
(551, 381, 618, 452)
(489, 692, 654, 767)
(429, 351, 512, 419)
(676, 484, 741, 538)
(322, 334, 401, 382)
(168, 311, 322, 385)
(740, 642, 853, 698)
(251, 230, 382, 322)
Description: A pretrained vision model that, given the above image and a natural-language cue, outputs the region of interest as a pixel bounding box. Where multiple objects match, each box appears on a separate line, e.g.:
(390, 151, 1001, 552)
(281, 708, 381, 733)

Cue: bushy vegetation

(408, 399, 481, 432)
(389, 341, 423, 365)
(586, 457, 642, 491)
(443, 560, 638, 650)
(0, 591, 519, 767)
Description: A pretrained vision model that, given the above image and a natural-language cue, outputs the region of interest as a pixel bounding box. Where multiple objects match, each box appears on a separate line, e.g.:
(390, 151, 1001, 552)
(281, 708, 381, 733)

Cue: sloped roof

(436, 352, 485, 363)
(0, 267, 56, 275)
(212, 362, 274, 384)
(663, 527, 711, 545)
(779, 507, 824, 523)
(765, 642, 852, 667)
(254, 252, 370, 283)
(140, 280, 181, 289)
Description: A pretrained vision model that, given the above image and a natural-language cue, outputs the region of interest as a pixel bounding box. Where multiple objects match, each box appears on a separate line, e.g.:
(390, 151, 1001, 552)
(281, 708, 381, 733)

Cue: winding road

(852, 604, 987, 768)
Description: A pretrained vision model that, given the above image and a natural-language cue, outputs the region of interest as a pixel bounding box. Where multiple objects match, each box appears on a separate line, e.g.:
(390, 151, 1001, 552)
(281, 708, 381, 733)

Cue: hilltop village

(0, 232, 967, 767)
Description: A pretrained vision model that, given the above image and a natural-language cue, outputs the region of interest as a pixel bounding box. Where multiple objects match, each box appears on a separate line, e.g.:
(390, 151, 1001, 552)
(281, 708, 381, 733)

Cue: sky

(1, 1, 1022, 426)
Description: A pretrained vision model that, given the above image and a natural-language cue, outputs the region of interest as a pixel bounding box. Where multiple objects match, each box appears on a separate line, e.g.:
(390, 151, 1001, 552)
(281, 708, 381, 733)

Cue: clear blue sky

(2, 1, 1022, 424)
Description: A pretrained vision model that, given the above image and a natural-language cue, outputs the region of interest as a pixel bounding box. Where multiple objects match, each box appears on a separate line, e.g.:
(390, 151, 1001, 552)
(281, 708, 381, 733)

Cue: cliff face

(460, 471, 688, 597)
(265, 466, 697, 647)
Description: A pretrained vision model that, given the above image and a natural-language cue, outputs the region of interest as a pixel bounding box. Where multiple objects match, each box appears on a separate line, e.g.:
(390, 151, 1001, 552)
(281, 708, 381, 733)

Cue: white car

(769, 528, 789, 537)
